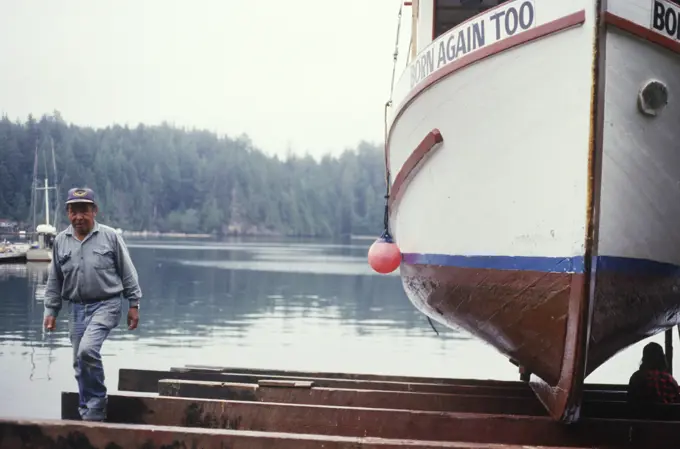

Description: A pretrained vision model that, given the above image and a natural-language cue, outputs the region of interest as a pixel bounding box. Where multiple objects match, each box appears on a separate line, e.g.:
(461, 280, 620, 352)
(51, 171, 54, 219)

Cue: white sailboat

(26, 141, 59, 263)
(0, 239, 28, 263)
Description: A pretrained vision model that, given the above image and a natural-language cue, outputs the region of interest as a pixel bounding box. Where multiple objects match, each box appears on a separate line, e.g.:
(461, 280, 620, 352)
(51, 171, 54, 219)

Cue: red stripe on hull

(389, 129, 442, 209)
(604, 12, 680, 55)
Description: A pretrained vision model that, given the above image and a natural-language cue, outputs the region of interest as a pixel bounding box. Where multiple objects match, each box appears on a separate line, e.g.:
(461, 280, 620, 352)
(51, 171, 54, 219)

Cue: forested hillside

(0, 112, 386, 237)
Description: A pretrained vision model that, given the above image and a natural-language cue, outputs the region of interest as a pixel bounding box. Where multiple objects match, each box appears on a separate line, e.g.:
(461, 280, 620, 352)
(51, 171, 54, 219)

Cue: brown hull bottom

(399, 257, 680, 421)
(588, 262, 680, 374)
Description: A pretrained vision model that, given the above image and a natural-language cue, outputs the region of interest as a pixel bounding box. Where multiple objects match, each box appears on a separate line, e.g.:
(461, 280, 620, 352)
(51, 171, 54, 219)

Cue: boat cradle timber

(5, 365, 680, 447)
(383, 0, 680, 422)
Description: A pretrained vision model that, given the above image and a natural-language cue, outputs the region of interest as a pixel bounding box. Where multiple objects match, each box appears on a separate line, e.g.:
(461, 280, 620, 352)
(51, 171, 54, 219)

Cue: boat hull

(26, 248, 52, 263)
(587, 1, 680, 376)
(386, 0, 680, 422)
(588, 261, 680, 375)
(0, 254, 27, 264)
(400, 261, 578, 387)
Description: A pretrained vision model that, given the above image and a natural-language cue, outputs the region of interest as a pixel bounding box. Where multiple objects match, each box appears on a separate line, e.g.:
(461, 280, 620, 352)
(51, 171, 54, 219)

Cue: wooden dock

(2, 365, 680, 448)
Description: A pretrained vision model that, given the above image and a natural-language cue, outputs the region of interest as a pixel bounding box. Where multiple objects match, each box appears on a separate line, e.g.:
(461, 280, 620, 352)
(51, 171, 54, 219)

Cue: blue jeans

(68, 295, 122, 421)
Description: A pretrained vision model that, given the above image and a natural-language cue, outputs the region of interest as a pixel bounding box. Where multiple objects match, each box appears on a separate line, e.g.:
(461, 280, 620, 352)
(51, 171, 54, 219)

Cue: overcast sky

(0, 0, 412, 158)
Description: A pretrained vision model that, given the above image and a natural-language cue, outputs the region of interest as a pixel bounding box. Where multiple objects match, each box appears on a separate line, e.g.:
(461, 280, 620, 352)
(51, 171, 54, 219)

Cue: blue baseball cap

(65, 187, 96, 205)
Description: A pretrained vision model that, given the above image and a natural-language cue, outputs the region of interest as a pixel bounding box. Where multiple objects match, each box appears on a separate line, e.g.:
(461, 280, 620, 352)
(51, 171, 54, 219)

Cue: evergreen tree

(0, 112, 386, 237)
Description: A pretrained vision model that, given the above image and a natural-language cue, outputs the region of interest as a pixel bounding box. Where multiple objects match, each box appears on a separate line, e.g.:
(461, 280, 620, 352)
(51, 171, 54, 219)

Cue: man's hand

(127, 307, 139, 330)
(44, 316, 56, 331)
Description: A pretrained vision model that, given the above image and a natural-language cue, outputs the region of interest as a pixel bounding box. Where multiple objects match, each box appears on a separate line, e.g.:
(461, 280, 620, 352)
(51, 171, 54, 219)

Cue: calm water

(0, 237, 665, 419)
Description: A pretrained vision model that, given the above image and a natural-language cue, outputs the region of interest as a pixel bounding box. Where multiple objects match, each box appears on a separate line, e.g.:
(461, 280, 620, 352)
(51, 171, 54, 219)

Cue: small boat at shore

(26, 223, 56, 263)
(26, 228, 55, 263)
(0, 241, 28, 264)
(381, 0, 680, 423)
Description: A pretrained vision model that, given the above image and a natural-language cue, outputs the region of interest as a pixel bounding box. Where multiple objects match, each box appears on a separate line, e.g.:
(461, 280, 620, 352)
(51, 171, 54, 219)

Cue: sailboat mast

(50, 138, 59, 227)
(44, 178, 50, 225)
(34, 143, 57, 230)
(31, 144, 38, 231)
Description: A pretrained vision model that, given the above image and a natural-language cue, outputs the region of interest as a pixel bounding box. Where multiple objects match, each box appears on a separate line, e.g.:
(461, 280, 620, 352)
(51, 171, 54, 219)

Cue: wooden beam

(119, 369, 535, 397)
(176, 365, 629, 391)
(157, 379, 548, 416)
(582, 390, 626, 401)
(582, 400, 680, 421)
(1, 418, 560, 449)
(60, 392, 680, 448)
(178, 365, 524, 386)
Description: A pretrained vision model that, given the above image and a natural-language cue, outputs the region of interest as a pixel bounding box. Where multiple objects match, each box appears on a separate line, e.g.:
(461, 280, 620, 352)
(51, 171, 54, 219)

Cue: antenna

(42, 146, 47, 225)
(50, 138, 59, 227)
(35, 179, 56, 226)
(34, 140, 56, 228)
(30, 144, 38, 231)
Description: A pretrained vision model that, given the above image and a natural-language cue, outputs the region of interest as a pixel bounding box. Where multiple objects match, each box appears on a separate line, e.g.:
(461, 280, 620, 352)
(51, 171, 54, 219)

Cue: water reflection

(0, 238, 667, 420)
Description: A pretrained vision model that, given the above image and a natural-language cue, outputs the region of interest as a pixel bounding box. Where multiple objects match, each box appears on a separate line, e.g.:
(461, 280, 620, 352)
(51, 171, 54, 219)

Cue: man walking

(43, 187, 142, 421)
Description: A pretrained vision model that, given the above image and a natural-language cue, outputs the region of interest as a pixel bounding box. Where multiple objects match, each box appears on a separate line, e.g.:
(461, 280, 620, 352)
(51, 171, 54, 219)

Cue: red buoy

(368, 234, 401, 274)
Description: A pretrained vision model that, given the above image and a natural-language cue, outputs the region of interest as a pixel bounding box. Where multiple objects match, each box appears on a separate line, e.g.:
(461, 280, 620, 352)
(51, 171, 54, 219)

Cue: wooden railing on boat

(3, 366, 680, 448)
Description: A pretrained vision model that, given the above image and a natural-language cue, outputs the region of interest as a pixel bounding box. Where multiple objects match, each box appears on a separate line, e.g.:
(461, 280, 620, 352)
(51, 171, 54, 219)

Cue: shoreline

(121, 231, 378, 241)
(1, 230, 379, 241)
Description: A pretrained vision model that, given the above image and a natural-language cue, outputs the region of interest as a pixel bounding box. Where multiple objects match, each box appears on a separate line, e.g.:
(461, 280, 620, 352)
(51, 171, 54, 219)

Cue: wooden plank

(177, 366, 627, 391)
(178, 365, 524, 386)
(258, 379, 314, 388)
(0, 418, 577, 449)
(581, 400, 680, 420)
(582, 390, 626, 401)
(119, 369, 535, 397)
(60, 392, 680, 448)
(121, 369, 627, 404)
(157, 379, 548, 415)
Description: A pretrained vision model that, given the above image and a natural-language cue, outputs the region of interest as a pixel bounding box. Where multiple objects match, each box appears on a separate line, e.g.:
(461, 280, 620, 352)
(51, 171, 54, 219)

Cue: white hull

(388, 0, 592, 260)
(0, 243, 28, 263)
(598, 0, 680, 266)
(26, 248, 52, 263)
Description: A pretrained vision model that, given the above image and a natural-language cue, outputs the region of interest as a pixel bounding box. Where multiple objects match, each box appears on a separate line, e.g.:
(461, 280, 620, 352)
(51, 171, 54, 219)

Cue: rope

(382, 0, 404, 236)
(388, 1, 404, 103)
(427, 316, 440, 335)
(382, 3, 440, 339)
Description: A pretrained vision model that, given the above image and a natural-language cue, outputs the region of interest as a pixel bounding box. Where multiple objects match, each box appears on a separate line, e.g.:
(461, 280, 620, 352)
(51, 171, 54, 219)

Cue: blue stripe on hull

(402, 253, 680, 276)
(402, 254, 585, 273)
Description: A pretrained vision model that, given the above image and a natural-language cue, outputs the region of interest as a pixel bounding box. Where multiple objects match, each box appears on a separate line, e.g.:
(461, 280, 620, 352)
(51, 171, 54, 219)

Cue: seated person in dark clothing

(627, 342, 680, 404)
